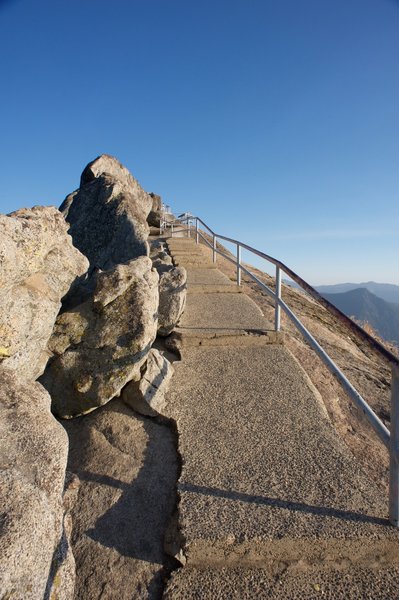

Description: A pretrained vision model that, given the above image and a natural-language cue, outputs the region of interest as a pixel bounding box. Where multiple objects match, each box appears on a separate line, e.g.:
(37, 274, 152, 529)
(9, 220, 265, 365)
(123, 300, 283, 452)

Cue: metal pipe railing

(160, 212, 399, 526)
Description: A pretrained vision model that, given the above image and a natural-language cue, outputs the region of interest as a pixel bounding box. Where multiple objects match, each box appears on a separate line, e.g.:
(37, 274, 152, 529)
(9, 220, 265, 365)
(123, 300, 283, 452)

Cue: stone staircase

(162, 235, 399, 599)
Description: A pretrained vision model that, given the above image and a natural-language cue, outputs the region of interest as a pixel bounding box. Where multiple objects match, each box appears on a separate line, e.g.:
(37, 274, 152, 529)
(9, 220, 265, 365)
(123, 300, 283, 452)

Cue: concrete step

(164, 565, 399, 599)
(177, 291, 271, 332)
(165, 329, 283, 351)
(164, 345, 399, 568)
(186, 268, 236, 286)
(187, 284, 242, 294)
(174, 260, 217, 269)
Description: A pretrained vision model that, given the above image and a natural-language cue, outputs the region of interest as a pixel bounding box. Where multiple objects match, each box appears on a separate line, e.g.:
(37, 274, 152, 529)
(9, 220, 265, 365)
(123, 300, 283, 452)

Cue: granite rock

(40, 257, 159, 418)
(60, 155, 152, 304)
(0, 206, 88, 381)
(122, 348, 173, 416)
(158, 266, 187, 336)
(0, 370, 72, 599)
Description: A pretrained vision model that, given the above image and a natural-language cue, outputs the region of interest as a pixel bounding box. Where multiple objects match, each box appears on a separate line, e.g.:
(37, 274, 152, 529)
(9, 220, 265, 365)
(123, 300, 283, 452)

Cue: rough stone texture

(0, 206, 88, 381)
(165, 345, 399, 568)
(0, 370, 72, 599)
(147, 192, 163, 227)
(164, 565, 399, 599)
(60, 154, 152, 303)
(40, 257, 159, 418)
(122, 348, 173, 416)
(158, 267, 187, 336)
(62, 398, 178, 600)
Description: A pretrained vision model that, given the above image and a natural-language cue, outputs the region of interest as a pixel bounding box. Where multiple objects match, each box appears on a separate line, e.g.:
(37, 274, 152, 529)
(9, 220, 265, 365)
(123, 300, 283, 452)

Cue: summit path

(161, 236, 399, 599)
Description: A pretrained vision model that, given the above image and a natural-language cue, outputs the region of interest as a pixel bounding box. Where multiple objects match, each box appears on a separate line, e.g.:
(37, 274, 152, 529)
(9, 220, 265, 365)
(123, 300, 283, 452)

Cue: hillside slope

(322, 287, 399, 345)
(316, 282, 399, 305)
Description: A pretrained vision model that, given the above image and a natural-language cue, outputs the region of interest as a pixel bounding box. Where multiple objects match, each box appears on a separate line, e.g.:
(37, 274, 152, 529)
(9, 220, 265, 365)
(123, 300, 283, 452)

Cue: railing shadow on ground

(178, 480, 389, 527)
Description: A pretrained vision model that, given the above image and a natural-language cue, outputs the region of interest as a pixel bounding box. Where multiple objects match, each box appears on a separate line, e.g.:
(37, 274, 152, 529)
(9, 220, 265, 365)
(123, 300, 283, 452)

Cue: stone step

(187, 284, 242, 294)
(164, 565, 399, 599)
(173, 260, 217, 269)
(164, 345, 398, 569)
(186, 268, 236, 286)
(177, 291, 271, 331)
(165, 329, 283, 351)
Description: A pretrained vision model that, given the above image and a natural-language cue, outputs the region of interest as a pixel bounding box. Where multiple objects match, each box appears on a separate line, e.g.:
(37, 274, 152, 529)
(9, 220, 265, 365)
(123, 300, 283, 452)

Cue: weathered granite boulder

(0, 206, 89, 382)
(0, 370, 73, 598)
(147, 192, 163, 227)
(60, 155, 152, 303)
(158, 266, 187, 336)
(40, 257, 159, 418)
(122, 348, 173, 416)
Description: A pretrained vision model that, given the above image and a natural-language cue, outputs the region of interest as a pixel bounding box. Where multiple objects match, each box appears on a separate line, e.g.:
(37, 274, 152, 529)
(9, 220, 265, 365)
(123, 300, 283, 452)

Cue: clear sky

(0, 0, 398, 285)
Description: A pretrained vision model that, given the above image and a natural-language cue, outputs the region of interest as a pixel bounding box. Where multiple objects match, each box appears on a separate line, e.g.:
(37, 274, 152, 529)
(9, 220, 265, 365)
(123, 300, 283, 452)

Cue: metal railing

(160, 212, 399, 527)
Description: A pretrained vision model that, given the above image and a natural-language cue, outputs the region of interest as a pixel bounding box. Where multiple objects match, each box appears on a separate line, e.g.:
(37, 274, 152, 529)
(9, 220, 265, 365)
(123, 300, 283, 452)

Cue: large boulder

(122, 348, 173, 416)
(60, 155, 153, 302)
(40, 257, 159, 418)
(0, 370, 73, 598)
(158, 266, 187, 336)
(0, 206, 89, 382)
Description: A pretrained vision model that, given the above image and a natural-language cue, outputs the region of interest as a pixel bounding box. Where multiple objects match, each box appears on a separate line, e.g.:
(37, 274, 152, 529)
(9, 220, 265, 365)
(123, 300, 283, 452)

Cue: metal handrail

(160, 212, 399, 527)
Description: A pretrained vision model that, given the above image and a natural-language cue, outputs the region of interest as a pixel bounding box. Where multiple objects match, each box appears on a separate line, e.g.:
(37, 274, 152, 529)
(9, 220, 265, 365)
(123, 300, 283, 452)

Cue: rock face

(40, 257, 159, 418)
(0, 370, 71, 599)
(147, 192, 163, 227)
(122, 348, 173, 416)
(149, 240, 187, 336)
(60, 155, 152, 301)
(0, 206, 89, 381)
(158, 266, 187, 336)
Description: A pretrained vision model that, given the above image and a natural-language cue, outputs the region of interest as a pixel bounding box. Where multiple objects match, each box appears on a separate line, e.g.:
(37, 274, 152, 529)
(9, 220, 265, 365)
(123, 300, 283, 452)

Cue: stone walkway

(162, 235, 399, 599)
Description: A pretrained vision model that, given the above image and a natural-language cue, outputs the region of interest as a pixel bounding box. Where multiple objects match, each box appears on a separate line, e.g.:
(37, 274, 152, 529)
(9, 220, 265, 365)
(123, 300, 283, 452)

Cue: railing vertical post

(237, 243, 241, 286)
(212, 234, 217, 263)
(389, 364, 399, 527)
(171, 222, 174, 237)
(195, 218, 199, 244)
(187, 218, 191, 238)
(275, 265, 281, 331)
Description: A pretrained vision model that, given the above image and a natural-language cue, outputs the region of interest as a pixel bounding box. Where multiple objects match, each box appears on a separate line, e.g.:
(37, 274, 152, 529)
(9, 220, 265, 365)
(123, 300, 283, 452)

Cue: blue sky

(0, 0, 398, 284)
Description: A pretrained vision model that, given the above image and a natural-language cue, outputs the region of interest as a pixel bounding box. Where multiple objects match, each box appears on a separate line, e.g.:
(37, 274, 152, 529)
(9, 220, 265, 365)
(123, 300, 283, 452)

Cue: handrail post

(171, 222, 174, 237)
(212, 234, 217, 263)
(389, 364, 399, 527)
(237, 243, 241, 286)
(187, 218, 191, 238)
(275, 265, 281, 331)
(195, 218, 199, 244)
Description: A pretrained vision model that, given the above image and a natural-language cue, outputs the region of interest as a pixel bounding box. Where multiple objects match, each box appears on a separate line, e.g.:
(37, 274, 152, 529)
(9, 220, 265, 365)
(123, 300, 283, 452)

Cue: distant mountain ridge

(321, 287, 399, 346)
(316, 281, 399, 305)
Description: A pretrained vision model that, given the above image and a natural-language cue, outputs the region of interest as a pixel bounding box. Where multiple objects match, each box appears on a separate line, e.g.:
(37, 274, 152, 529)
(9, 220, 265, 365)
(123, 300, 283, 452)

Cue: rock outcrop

(60, 154, 152, 303)
(147, 192, 163, 227)
(158, 266, 187, 336)
(122, 348, 173, 416)
(41, 257, 159, 418)
(0, 370, 72, 599)
(149, 240, 187, 336)
(0, 206, 89, 381)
